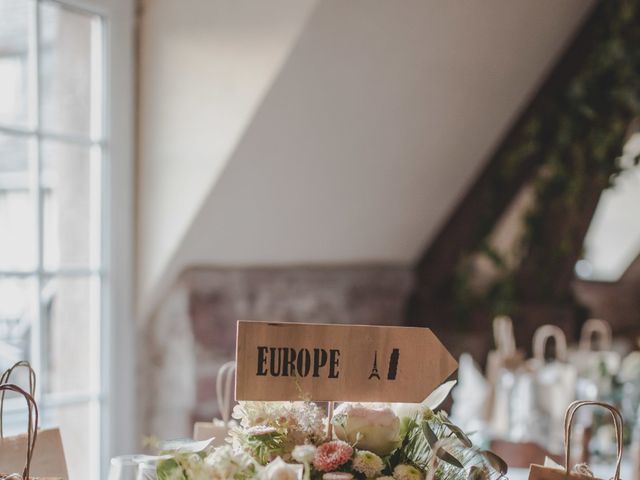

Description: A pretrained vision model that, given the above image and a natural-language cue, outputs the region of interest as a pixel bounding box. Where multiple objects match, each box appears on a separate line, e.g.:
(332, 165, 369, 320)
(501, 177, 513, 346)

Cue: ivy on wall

(452, 0, 640, 319)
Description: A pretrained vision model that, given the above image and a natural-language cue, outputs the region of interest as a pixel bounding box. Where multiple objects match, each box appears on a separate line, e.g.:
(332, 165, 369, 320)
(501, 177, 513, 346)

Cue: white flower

(393, 464, 424, 480)
(332, 403, 401, 456)
(352, 450, 384, 477)
(233, 401, 326, 441)
(292, 444, 316, 464)
(204, 446, 259, 479)
(265, 457, 303, 480)
(231, 401, 327, 463)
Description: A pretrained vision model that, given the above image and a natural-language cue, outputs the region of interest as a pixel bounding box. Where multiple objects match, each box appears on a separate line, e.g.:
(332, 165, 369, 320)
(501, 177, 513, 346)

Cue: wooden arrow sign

(235, 321, 458, 402)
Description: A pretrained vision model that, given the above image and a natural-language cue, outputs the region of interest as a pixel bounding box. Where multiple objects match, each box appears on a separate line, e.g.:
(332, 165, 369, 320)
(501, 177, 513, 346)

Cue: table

(508, 460, 633, 480)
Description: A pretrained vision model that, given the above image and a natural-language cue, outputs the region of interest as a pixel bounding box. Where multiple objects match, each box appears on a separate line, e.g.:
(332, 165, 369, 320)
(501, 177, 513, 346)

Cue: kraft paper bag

(193, 361, 235, 446)
(528, 400, 623, 480)
(0, 383, 63, 480)
(0, 429, 68, 480)
(529, 463, 596, 480)
(0, 361, 68, 480)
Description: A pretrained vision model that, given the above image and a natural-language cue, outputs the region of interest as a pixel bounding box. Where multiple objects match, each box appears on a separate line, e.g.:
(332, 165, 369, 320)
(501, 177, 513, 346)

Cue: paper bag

(486, 317, 525, 435)
(0, 361, 68, 480)
(492, 367, 548, 444)
(529, 325, 577, 453)
(569, 319, 621, 398)
(0, 383, 62, 480)
(529, 463, 596, 480)
(528, 400, 623, 480)
(486, 316, 525, 385)
(193, 361, 235, 445)
(0, 429, 68, 480)
(489, 325, 576, 455)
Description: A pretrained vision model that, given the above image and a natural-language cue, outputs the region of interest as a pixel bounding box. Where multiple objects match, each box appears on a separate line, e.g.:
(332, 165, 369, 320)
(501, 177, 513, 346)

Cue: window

(0, 0, 134, 477)
(576, 131, 640, 282)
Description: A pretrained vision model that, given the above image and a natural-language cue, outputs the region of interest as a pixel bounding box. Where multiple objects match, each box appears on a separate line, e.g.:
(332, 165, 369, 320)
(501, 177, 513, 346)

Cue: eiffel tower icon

(368, 351, 381, 380)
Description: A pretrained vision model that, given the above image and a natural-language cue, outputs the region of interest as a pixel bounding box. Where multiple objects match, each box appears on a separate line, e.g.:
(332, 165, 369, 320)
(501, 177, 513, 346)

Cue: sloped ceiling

(137, 0, 594, 314)
(137, 0, 318, 312)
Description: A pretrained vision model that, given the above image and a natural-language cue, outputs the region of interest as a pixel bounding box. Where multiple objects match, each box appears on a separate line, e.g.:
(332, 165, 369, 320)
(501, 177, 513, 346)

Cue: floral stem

(327, 401, 335, 439)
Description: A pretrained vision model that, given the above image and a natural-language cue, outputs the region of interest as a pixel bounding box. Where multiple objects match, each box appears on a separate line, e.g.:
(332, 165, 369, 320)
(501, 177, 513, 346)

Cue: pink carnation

(313, 440, 353, 472)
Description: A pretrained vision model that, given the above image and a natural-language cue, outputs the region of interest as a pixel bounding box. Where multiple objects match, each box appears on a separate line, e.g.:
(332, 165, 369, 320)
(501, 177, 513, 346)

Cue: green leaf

(422, 422, 464, 469)
(442, 420, 473, 448)
(156, 458, 185, 480)
(422, 419, 439, 447)
(421, 380, 457, 410)
(480, 450, 508, 475)
(467, 465, 489, 480)
(401, 418, 431, 468)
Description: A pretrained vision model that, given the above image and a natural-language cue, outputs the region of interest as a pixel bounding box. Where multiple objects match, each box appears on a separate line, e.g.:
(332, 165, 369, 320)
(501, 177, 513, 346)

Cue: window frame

(0, 0, 135, 476)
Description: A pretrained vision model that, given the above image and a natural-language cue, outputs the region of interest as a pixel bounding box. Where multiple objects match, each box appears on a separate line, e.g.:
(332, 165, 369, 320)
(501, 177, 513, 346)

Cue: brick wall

(139, 257, 640, 441)
(141, 265, 413, 439)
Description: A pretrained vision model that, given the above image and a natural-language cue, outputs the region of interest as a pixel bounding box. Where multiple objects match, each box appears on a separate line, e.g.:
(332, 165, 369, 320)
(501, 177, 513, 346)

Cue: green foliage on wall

(452, 0, 640, 319)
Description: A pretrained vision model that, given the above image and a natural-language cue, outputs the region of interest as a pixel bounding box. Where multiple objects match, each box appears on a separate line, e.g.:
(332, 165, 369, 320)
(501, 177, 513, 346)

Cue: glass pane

(0, 277, 36, 374)
(577, 162, 640, 281)
(42, 401, 98, 479)
(40, 2, 101, 138)
(0, 0, 34, 127)
(42, 275, 99, 394)
(42, 140, 100, 270)
(0, 133, 36, 271)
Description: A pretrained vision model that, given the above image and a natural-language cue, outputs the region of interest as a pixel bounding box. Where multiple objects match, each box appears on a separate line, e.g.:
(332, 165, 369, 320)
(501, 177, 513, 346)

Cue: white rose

(332, 403, 401, 456)
(265, 457, 303, 480)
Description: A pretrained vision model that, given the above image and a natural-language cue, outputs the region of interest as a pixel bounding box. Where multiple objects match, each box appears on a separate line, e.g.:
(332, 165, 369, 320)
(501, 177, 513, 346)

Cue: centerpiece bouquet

(156, 381, 507, 480)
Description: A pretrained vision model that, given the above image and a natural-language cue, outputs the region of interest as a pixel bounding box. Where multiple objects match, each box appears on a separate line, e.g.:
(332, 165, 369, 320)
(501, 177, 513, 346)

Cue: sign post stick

(327, 401, 335, 439)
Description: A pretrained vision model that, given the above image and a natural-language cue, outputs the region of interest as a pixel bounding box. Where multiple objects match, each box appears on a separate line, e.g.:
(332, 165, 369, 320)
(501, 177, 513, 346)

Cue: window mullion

(0, 123, 105, 147)
(0, 269, 105, 278)
(32, 0, 44, 403)
(2, 391, 103, 415)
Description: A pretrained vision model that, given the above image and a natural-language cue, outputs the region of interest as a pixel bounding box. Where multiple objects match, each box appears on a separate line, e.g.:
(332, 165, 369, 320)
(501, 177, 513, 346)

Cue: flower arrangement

(156, 381, 507, 480)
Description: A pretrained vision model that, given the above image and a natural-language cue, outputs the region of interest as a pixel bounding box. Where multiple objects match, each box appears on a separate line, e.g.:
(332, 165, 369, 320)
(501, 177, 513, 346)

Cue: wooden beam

(407, 1, 602, 325)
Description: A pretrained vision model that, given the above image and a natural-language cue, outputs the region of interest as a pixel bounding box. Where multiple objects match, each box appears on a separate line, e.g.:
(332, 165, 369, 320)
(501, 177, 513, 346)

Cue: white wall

(137, 0, 594, 315)
(137, 0, 318, 313)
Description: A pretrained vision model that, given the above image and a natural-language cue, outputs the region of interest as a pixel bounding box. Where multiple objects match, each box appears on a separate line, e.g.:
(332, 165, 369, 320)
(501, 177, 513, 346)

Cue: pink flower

(313, 440, 353, 472)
